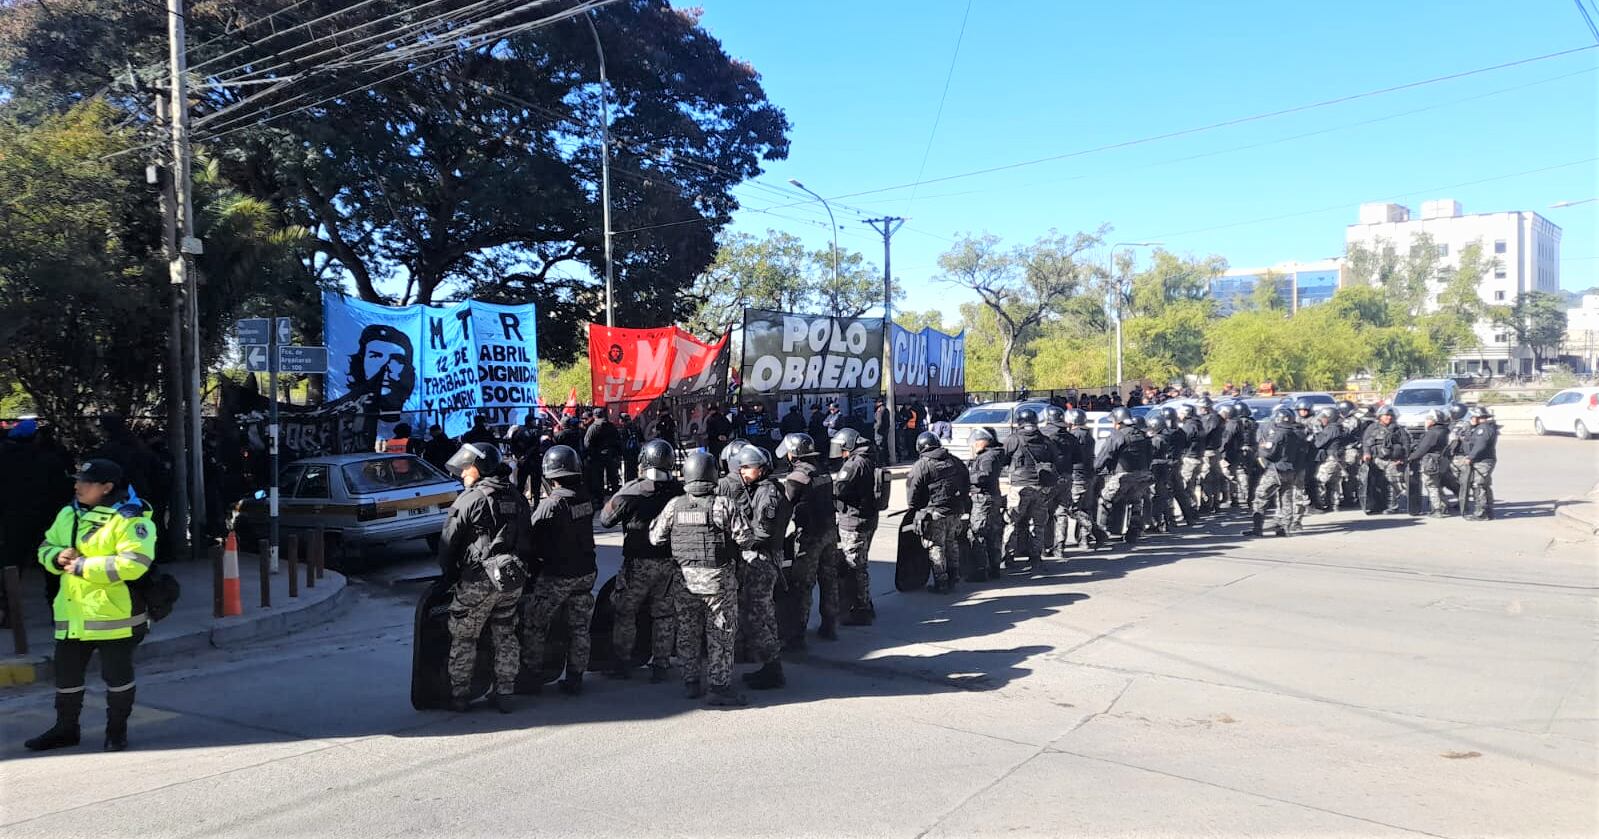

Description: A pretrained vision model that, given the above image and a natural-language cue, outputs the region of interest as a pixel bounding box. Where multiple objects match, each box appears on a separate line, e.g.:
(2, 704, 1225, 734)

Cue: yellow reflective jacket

(37, 499, 158, 641)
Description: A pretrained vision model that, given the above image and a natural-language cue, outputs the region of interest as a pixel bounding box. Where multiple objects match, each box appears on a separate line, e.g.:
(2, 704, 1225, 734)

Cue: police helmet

(1468, 406, 1492, 420)
(541, 444, 582, 479)
(1197, 397, 1214, 412)
(682, 451, 718, 484)
(720, 438, 751, 470)
(444, 442, 501, 478)
(1146, 414, 1167, 433)
(638, 439, 675, 472)
(1425, 408, 1448, 425)
(1130, 415, 1148, 431)
(1065, 408, 1087, 427)
(733, 444, 771, 471)
(1448, 403, 1468, 421)
(1293, 397, 1316, 414)
(1376, 405, 1398, 420)
(1270, 405, 1295, 425)
(1043, 405, 1066, 424)
(1177, 404, 1197, 420)
(776, 432, 817, 460)
(915, 431, 942, 453)
(1316, 407, 1337, 422)
(1337, 399, 1357, 418)
(828, 428, 862, 459)
(969, 427, 997, 446)
(1159, 406, 1179, 425)
(1014, 407, 1039, 427)
(1217, 403, 1236, 420)
(1109, 407, 1132, 426)
(563, 416, 580, 429)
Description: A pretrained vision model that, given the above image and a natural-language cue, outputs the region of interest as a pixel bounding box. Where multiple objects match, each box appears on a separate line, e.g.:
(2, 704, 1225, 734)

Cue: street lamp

(788, 179, 839, 285)
(1108, 241, 1162, 387)
(1550, 198, 1597, 208)
(583, 12, 615, 327)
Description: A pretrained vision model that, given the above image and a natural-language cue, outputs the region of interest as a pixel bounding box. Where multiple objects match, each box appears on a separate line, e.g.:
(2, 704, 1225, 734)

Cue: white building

(1344, 200, 1562, 376)
(1567, 294, 1599, 375)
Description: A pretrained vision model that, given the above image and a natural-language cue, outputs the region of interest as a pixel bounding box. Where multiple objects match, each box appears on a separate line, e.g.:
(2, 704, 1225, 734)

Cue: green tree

(682, 229, 887, 338)
(894, 310, 948, 333)
(1493, 291, 1568, 367)
(1122, 299, 1213, 383)
(1205, 312, 1300, 389)
(1345, 234, 1440, 318)
(1248, 270, 1289, 313)
(1126, 250, 1227, 318)
(938, 227, 1107, 390)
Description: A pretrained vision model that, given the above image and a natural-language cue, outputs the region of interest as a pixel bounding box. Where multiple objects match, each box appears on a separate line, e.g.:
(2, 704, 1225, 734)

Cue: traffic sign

(275, 317, 292, 344)
(237, 318, 270, 346)
(244, 345, 269, 372)
(277, 345, 329, 374)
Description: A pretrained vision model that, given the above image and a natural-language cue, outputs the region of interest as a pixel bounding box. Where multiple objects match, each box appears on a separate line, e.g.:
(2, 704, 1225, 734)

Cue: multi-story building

(1210, 258, 1345, 315)
(1344, 200, 1562, 376)
(1566, 293, 1599, 375)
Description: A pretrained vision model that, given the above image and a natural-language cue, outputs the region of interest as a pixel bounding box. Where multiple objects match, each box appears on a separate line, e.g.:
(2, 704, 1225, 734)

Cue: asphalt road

(2, 437, 1595, 838)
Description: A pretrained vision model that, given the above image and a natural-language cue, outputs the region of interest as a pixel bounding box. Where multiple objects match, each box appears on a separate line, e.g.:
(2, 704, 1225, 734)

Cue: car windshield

(342, 457, 445, 494)
(954, 407, 1011, 424)
(1393, 389, 1446, 406)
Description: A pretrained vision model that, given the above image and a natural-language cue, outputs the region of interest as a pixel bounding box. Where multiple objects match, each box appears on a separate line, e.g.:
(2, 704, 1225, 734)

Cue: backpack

(130, 570, 182, 623)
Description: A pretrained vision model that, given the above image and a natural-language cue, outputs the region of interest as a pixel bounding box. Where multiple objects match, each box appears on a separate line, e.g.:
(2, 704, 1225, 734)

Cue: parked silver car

(234, 453, 460, 564)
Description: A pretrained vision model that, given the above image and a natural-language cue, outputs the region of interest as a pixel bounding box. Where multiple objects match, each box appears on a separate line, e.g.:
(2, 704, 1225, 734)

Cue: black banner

(739, 309, 885, 396)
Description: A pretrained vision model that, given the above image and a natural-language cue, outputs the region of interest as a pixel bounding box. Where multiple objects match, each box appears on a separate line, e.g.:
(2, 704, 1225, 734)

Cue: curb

(1, 572, 351, 689)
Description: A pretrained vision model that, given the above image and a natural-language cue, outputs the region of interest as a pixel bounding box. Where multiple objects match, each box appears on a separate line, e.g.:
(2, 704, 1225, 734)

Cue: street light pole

(789, 179, 839, 285)
(1108, 242, 1162, 388)
(584, 12, 614, 327)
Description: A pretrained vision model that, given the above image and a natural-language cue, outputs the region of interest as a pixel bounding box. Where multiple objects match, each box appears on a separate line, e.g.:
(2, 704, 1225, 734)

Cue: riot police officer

(1002, 408, 1062, 569)
(1145, 414, 1179, 533)
(1178, 404, 1207, 514)
(1064, 409, 1103, 548)
(1198, 398, 1225, 511)
(716, 438, 750, 499)
(1309, 408, 1347, 512)
(1292, 397, 1319, 516)
(1362, 406, 1410, 514)
(906, 432, 971, 590)
(777, 432, 838, 646)
(1460, 406, 1498, 520)
(1442, 402, 1470, 509)
(730, 446, 791, 690)
(520, 445, 597, 696)
(1347, 405, 1379, 511)
(1216, 403, 1243, 509)
(967, 427, 1006, 580)
(1336, 401, 1363, 510)
(829, 428, 879, 625)
(1408, 409, 1451, 518)
(1094, 408, 1153, 545)
(1039, 406, 1077, 556)
(1247, 406, 1304, 537)
(599, 439, 683, 681)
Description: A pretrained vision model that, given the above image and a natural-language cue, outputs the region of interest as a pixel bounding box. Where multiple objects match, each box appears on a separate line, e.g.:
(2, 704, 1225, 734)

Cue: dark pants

(55, 635, 138, 690)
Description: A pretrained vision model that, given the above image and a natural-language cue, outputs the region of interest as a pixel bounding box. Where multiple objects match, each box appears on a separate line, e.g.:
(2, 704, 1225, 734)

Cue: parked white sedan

(1533, 387, 1599, 440)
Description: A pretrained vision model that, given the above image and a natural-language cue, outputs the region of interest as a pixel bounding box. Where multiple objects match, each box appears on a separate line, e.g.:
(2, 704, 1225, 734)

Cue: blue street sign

(277, 345, 329, 374)
(237, 318, 270, 346)
(244, 345, 270, 372)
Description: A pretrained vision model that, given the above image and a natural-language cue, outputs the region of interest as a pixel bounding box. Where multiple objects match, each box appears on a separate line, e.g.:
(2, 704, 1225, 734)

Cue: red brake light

(1588, 394, 1597, 410)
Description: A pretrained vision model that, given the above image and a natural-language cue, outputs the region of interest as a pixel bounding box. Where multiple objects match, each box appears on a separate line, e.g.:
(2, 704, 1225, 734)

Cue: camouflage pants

(675, 574, 738, 687)
(789, 532, 839, 634)
(1372, 460, 1406, 511)
(447, 575, 523, 699)
(739, 554, 781, 664)
(1180, 456, 1205, 509)
(1217, 457, 1240, 506)
(1201, 450, 1225, 507)
(1004, 485, 1050, 562)
(1064, 475, 1098, 545)
(1420, 456, 1447, 515)
(916, 511, 962, 581)
(1253, 468, 1295, 531)
(520, 572, 596, 678)
(612, 558, 680, 667)
(1341, 448, 1363, 506)
(1315, 458, 1344, 509)
(1238, 452, 1261, 506)
(1443, 455, 1467, 498)
(1098, 472, 1150, 537)
(1463, 458, 1495, 518)
(835, 525, 875, 613)
(1146, 463, 1175, 530)
(969, 493, 1003, 575)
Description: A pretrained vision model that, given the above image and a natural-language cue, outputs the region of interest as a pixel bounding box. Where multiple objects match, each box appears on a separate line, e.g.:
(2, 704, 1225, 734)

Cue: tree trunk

(1000, 333, 1017, 392)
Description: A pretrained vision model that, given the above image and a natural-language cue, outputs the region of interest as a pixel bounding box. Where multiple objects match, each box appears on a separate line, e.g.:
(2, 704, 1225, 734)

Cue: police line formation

(22, 397, 1500, 750)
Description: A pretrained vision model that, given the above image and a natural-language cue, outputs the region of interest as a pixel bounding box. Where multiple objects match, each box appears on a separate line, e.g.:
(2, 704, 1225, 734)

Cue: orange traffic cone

(221, 531, 243, 617)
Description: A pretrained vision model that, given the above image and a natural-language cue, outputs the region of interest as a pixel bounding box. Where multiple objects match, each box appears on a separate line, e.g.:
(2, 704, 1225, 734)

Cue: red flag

(588, 323, 730, 407)
(564, 386, 578, 416)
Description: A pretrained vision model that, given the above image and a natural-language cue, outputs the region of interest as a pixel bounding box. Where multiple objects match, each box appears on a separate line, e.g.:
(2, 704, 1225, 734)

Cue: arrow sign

(244, 344, 269, 372)
(237, 318, 270, 346)
(277, 345, 329, 374)
(275, 317, 292, 344)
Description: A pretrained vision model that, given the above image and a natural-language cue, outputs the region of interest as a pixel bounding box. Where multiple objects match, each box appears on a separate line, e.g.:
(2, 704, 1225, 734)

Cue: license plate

(405, 506, 430, 517)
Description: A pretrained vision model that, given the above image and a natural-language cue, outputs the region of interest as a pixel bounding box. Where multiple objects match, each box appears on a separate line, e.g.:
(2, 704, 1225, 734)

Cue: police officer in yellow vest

(26, 458, 156, 752)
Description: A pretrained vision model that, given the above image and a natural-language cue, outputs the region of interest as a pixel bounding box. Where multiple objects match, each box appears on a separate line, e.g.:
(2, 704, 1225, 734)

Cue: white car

(1534, 387, 1599, 440)
(945, 400, 1049, 462)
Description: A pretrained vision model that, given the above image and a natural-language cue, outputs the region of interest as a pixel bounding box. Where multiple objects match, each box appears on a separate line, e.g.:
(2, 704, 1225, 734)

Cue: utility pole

(168, 0, 208, 560)
(583, 13, 614, 328)
(154, 96, 189, 561)
(863, 216, 904, 465)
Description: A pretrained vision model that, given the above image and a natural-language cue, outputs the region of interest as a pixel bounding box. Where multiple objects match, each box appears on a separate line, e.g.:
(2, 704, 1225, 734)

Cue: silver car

(235, 453, 460, 564)
(945, 401, 1050, 461)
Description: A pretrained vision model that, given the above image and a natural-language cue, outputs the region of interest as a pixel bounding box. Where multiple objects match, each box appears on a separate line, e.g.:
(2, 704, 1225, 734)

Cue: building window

(1436, 243, 1449, 257)
(1493, 333, 1508, 343)
(1494, 240, 1506, 254)
(1494, 268, 1506, 279)
(1494, 290, 1506, 301)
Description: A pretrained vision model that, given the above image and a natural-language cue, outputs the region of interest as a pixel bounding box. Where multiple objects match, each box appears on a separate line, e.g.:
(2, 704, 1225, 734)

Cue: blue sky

(697, 0, 1599, 320)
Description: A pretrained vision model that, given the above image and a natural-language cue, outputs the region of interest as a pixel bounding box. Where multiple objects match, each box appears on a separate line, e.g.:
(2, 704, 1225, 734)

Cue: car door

(1545, 390, 1579, 431)
(285, 463, 334, 529)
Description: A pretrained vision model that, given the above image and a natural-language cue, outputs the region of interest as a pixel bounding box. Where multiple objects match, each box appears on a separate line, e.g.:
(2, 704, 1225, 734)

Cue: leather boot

(744, 660, 786, 690)
(558, 672, 584, 695)
(842, 607, 873, 627)
(706, 684, 748, 706)
(1242, 513, 1264, 537)
(649, 663, 670, 684)
(25, 691, 83, 751)
(105, 685, 135, 751)
(684, 680, 705, 699)
(817, 619, 837, 641)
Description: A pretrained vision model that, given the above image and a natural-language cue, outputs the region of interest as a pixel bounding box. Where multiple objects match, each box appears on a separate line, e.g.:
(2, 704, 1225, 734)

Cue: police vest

(1115, 430, 1153, 473)
(672, 493, 731, 569)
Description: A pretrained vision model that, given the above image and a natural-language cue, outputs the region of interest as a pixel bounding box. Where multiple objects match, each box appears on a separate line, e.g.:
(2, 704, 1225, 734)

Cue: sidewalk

(1, 550, 348, 688)
(1555, 482, 1599, 535)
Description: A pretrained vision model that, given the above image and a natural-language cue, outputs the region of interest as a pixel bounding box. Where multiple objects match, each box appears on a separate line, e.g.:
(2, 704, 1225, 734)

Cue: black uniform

(600, 475, 684, 673)
(1094, 426, 1153, 542)
(437, 474, 532, 701)
(704, 412, 732, 458)
(1065, 425, 1099, 545)
(1236, 412, 1262, 504)
(1252, 421, 1304, 534)
(831, 446, 880, 620)
(782, 459, 838, 641)
(1002, 426, 1059, 565)
(1460, 421, 1498, 519)
(1039, 420, 1076, 555)
(733, 474, 792, 667)
(906, 446, 971, 587)
(967, 445, 1006, 579)
(520, 484, 598, 682)
(583, 420, 623, 497)
(1147, 425, 1181, 532)
(1310, 421, 1348, 510)
(1361, 422, 1410, 514)
(1407, 424, 1450, 516)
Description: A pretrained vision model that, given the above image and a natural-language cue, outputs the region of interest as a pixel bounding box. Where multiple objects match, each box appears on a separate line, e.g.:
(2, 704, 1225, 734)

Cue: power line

(1575, 0, 1599, 42)
(816, 44, 1599, 204)
(904, 0, 972, 213)
(1142, 156, 1599, 241)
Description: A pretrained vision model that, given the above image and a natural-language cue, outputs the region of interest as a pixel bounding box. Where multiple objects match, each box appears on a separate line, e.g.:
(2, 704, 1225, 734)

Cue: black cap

(72, 458, 123, 484)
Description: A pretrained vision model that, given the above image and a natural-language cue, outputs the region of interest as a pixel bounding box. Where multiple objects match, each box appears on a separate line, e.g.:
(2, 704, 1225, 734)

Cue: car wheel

(1533, 417, 1547, 436)
(1577, 420, 1592, 441)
